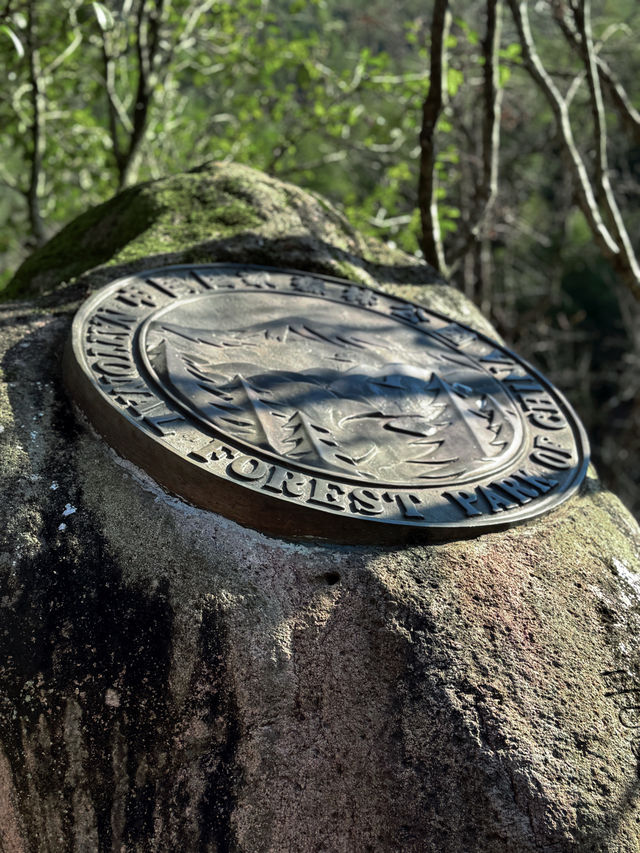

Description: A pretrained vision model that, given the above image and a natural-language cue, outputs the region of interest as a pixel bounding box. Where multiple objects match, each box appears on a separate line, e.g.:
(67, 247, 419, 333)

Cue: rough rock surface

(2, 163, 640, 852)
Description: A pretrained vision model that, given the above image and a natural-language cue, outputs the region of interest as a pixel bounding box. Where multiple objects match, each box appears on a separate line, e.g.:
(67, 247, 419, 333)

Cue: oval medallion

(65, 264, 589, 543)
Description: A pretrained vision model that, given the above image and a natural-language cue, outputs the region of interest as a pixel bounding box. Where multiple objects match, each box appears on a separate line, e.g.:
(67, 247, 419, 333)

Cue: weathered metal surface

(64, 264, 589, 543)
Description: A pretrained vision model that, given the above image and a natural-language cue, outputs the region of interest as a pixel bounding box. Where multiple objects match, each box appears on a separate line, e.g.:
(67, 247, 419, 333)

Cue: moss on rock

(4, 162, 438, 297)
(5, 160, 501, 338)
(4, 183, 162, 300)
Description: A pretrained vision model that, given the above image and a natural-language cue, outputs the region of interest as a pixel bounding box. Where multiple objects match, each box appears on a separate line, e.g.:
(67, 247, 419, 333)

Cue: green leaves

(455, 17, 479, 46)
(8, 0, 632, 303)
(446, 67, 464, 97)
(90, 2, 115, 31)
(0, 25, 24, 59)
(500, 42, 521, 61)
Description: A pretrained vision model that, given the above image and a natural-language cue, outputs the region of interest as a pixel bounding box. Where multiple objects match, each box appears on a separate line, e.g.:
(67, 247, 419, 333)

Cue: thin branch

(507, 0, 622, 260)
(10, 83, 32, 124)
(591, 60, 640, 144)
(551, 0, 640, 145)
(25, 0, 46, 247)
(369, 212, 413, 229)
(118, 0, 153, 188)
(148, 0, 163, 64)
(102, 30, 124, 173)
(418, 0, 449, 274)
(179, 0, 217, 43)
(370, 71, 430, 84)
(116, 0, 171, 189)
(573, 0, 640, 286)
(573, 1, 607, 191)
(277, 150, 349, 177)
(480, 0, 503, 216)
(564, 68, 586, 107)
(43, 30, 82, 76)
(0, 167, 22, 195)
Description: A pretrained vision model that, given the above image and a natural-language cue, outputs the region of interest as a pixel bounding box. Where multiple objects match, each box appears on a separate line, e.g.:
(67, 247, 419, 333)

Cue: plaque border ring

(64, 264, 590, 544)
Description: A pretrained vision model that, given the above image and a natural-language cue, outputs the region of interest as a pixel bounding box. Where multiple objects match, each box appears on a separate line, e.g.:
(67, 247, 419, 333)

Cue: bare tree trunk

(99, 0, 170, 191)
(118, 0, 158, 189)
(479, 236, 493, 317)
(418, 0, 449, 274)
(25, 0, 46, 247)
(420, 0, 504, 291)
(477, 0, 503, 233)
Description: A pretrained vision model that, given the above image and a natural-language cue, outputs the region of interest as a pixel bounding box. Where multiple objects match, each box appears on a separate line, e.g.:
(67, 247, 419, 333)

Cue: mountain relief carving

(143, 313, 523, 486)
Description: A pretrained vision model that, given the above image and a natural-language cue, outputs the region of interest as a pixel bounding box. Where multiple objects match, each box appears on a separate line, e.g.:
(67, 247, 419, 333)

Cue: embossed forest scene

(2, 1, 640, 851)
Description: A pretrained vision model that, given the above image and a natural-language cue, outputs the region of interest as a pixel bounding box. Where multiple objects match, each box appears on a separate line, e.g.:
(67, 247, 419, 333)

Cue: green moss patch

(3, 162, 442, 302)
(3, 165, 266, 299)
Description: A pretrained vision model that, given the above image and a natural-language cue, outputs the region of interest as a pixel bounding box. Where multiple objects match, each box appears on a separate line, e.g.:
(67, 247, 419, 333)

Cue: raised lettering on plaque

(65, 264, 589, 543)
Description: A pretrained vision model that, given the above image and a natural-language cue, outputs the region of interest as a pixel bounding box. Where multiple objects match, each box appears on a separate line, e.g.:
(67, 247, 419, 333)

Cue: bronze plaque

(65, 264, 589, 543)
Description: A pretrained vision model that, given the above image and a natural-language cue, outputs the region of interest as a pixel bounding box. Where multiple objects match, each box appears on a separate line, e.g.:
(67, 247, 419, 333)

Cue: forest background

(1, 0, 639, 517)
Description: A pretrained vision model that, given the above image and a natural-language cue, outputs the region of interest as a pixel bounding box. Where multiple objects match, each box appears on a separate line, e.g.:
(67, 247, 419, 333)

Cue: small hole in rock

(323, 571, 341, 585)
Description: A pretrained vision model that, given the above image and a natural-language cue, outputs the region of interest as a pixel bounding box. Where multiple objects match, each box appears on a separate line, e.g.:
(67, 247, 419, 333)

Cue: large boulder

(2, 162, 640, 852)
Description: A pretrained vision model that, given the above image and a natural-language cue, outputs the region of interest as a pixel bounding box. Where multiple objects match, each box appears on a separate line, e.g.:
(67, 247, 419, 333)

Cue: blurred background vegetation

(1, 0, 639, 517)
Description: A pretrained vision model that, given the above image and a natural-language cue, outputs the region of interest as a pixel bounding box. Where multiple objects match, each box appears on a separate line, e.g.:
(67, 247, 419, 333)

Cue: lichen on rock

(1, 163, 640, 851)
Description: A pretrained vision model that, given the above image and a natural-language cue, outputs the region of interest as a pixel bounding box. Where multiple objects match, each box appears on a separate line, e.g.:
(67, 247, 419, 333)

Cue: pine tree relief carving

(144, 312, 523, 486)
